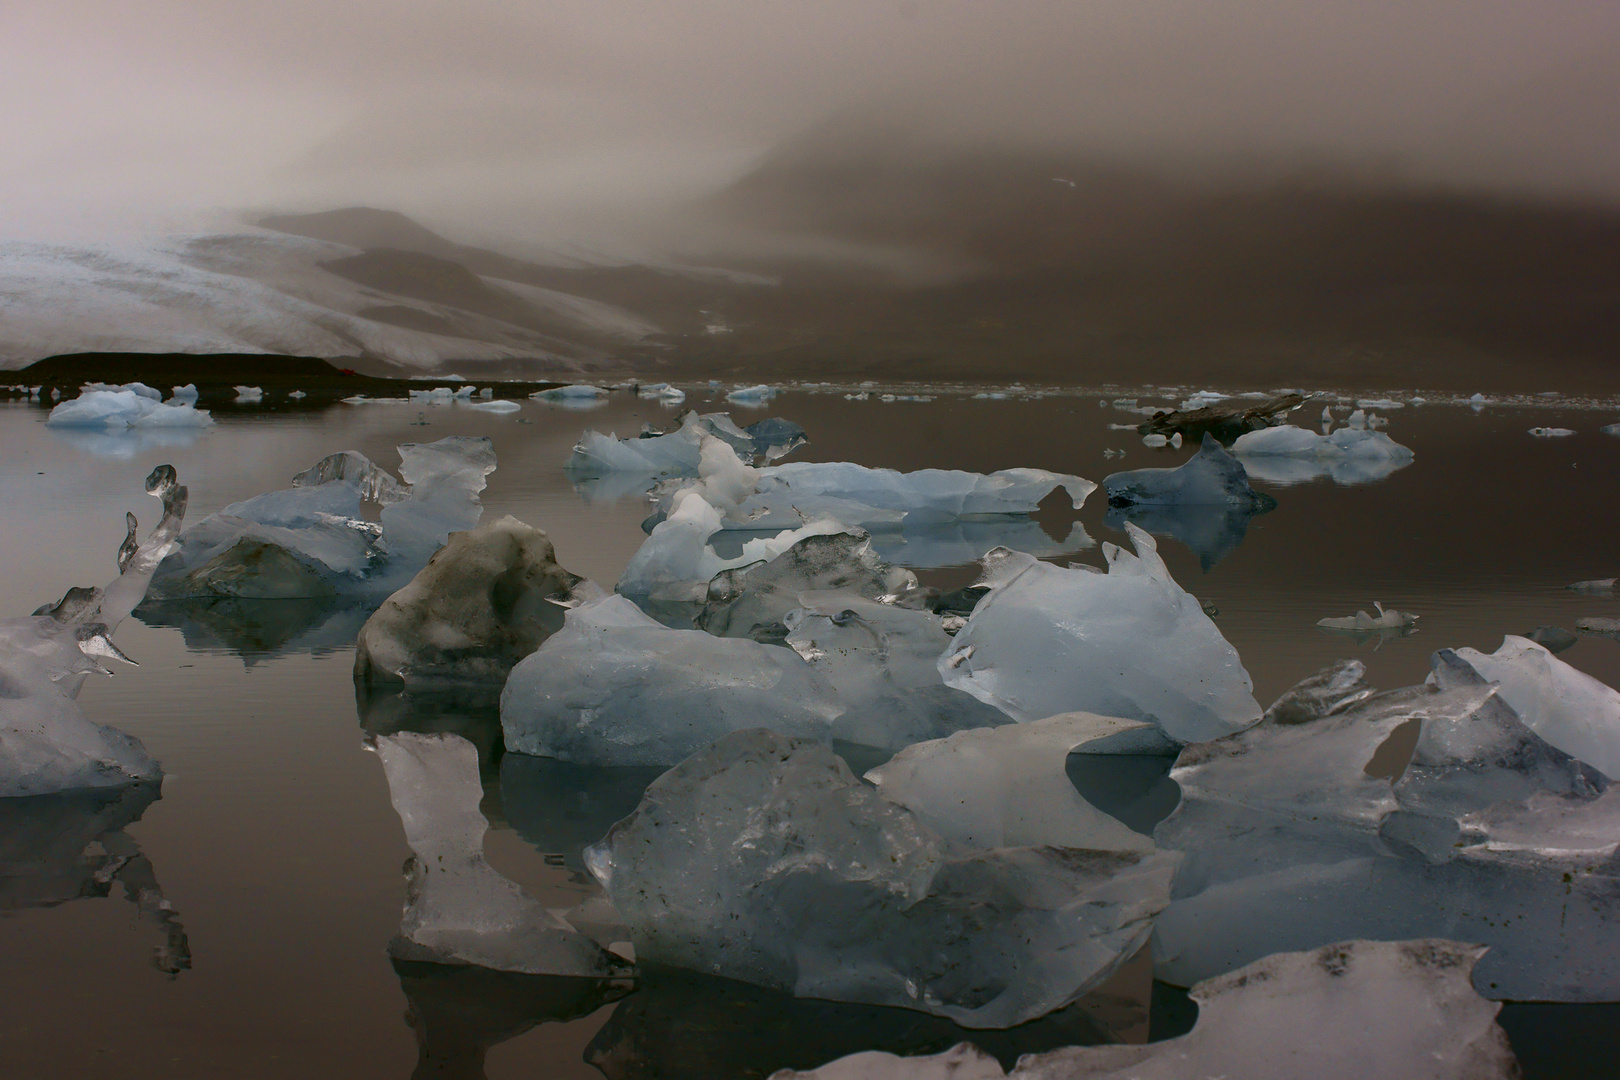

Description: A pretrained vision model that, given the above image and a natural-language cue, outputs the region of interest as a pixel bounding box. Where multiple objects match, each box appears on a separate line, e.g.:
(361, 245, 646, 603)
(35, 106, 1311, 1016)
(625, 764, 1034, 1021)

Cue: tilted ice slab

(777, 940, 1518, 1080)
(1438, 635, 1620, 780)
(149, 436, 495, 599)
(1103, 434, 1275, 509)
(1152, 656, 1620, 1000)
(47, 387, 214, 429)
(501, 595, 845, 765)
(354, 515, 590, 685)
(866, 713, 1159, 853)
(374, 730, 630, 976)
(1, 465, 187, 797)
(941, 528, 1261, 749)
(586, 728, 1177, 1028)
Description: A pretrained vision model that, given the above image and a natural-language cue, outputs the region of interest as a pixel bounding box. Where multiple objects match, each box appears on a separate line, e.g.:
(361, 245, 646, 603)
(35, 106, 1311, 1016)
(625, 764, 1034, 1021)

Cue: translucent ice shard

(1103, 434, 1275, 510)
(374, 730, 631, 976)
(354, 516, 590, 685)
(501, 595, 844, 765)
(941, 528, 1261, 748)
(2, 465, 187, 796)
(784, 940, 1518, 1080)
(866, 713, 1159, 852)
(1440, 635, 1620, 780)
(586, 728, 1177, 1028)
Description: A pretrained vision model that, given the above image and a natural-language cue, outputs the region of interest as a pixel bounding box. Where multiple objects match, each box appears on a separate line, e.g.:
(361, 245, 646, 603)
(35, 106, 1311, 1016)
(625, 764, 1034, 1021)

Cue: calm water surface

(3, 388, 1620, 1079)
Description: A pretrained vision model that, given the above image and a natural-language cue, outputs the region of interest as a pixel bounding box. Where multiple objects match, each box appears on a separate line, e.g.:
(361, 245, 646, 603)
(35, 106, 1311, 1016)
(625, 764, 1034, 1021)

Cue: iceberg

(374, 730, 631, 976)
(566, 411, 808, 483)
(465, 398, 521, 413)
(233, 385, 263, 402)
(585, 728, 1178, 1027)
(726, 383, 778, 404)
(354, 516, 590, 685)
(1151, 655, 1620, 1000)
(47, 388, 214, 430)
(941, 529, 1261, 749)
(501, 595, 844, 765)
(778, 940, 1518, 1080)
(1232, 419, 1414, 484)
(149, 437, 496, 599)
(1103, 434, 1275, 511)
(1529, 427, 1576, 437)
(1, 465, 186, 797)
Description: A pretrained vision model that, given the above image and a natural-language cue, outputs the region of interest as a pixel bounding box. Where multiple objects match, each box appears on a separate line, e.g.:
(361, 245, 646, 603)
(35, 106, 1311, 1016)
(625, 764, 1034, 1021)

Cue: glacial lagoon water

(4, 385, 1620, 1079)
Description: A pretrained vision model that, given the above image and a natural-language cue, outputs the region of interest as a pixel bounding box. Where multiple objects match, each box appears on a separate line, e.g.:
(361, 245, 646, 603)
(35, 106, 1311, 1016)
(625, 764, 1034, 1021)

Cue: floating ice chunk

(727, 384, 777, 404)
(941, 528, 1261, 748)
(170, 384, 199, 405)
(150, 437, 494, 598)
(233, 385, 263, 402)
(374, 731, 630, 976)
(1, 465, 186, 797)
(1529, 427, 1576, 437)
(47, 389, 215, 429)
(1567, 578, 1616, 595)
(636, 382, 687, 403)
(866, 713, 1159, 851)
(586, 728, 1177, 1027)
(1152, 656, 1620, 999)
(354, 516, 589, 685)
(566, 412, 808, 481)
(534, 383, 609, 400)
(782, 941, 1517, 1080)
(1141, 433, 1168, 447)
(287, 389, 306, 400)
(1356, 397, 1407, 409)
(1576, 617, 1620, 639)
(1178, 391, 1228, 410)
(1104, 434, 1274, 510)
(81, 381, 163, 401)
(465, 398, 521, 413)
(697, 531, 916, 640)
(501, 596, 844, 765)
(736, 460, 1095, 525)
(1318, 601, 1419, 633)
(1603, 423, 1620, 437)
(784, 597, 955, 710)
(1232, 423, 1414, 484)
(1439, 636, 1620, 780)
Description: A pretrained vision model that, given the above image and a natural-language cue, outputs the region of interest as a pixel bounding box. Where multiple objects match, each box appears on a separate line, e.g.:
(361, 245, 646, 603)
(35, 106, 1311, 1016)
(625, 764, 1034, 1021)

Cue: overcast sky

(4, 0, 1617, 246)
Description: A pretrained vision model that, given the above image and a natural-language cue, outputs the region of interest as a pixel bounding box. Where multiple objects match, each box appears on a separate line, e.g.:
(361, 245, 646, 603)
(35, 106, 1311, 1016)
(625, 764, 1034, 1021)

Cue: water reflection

(585, 965, 1120, 1080)
(48, 424, 210, 460)
(394, 959, 631, 1080)
(499, 757, 666, 874)
(0, 782, 191, 974)
(138, 597, 373, 659)
(1237, 453, 1412, 486)
(1103, 503, 1266, 571)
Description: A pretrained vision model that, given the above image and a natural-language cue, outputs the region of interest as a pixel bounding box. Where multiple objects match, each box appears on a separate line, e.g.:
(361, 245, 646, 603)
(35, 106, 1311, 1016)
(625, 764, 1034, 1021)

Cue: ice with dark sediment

(1, 465, 186, 797)
(149, 436, 495, 599)
(1103, 434, 1275, 510)
(696, 531, 918, 641)
(354, 515, 592, 685)
(1151, 653, 1620, 1000)
(567, 411, 809, 484)
(941, 528, 1262, 750)
(374, 730, 631, 976)
(775, 940, 1518, 1080)
(585, 728, 1178, 1028)
(501, 595, 845, 765)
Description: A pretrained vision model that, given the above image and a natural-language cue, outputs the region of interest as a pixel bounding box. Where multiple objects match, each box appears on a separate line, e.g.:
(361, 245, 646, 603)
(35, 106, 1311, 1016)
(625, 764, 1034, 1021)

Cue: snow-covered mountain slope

(0, 229, 663, 371)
